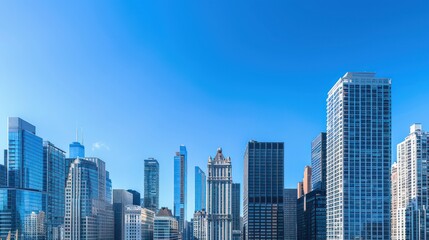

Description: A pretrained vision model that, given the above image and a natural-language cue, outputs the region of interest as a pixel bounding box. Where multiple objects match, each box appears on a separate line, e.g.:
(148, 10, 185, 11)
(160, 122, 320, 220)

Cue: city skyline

(1, 0, 428, 223)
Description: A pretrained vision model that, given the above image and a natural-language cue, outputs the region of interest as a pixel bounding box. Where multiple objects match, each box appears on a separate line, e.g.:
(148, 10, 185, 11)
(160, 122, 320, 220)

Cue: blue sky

(0, 1, 428, 220)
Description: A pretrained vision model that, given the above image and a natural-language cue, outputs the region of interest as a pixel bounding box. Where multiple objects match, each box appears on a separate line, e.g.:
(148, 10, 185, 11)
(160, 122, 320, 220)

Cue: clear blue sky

(0, 1, 428, 220)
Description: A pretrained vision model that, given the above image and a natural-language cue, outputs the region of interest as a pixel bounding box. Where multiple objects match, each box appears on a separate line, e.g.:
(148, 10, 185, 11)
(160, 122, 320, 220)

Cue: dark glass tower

(311, 133, 326, 191)
(284, 188, 297, 240)
(144, 158, 159, 212)
(243, 141, 284, 240)
(232, 183, 241, 240)
(127, 189, 141, 206)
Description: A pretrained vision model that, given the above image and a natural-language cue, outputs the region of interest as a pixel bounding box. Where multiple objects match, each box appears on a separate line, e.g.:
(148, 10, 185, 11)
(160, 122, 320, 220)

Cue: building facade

(68, 141, 85, 159)
(193, 210, 207, 240)
(124, 205, 142, 240)
(144, 158, 159, 213)
(391, 163, 398, 240)
(284, 188, 297, 240)
(326, 72, 391, 239)
(195, 166, 206, 212)
(174, 146, 187, 236)
(311, 133, 327, 190)
(297, 189, 327, 240)
(207, 148, 232, 240)
(113, 189, 133, 240)
(393, 124, 429, 239)
(127, 189, 141, 206)
(154, 207, 179, 240)
(232, 183, 241, 240)
(141, 208, 155, 240)
(243, 141, 284, 240)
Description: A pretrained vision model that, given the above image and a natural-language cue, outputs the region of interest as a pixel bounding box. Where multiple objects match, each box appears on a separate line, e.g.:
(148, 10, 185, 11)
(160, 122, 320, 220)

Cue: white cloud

(92, 142, 110, 151)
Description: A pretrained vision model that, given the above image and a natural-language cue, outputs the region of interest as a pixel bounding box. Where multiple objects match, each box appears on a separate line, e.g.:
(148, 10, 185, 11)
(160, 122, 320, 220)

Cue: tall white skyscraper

(393, 124, 429, 239)
(326, 72, 391, 239)
(391, 162, 398, 240)
(207, 148, 232, 240)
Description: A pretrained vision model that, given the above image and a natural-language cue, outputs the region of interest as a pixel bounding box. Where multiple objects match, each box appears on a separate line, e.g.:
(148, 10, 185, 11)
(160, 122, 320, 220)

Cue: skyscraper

(114, 189, 133, 240)
(232, 183, 241, 240)
(144, 158, 160, 213)
(391, 163, 398, 240)
(154, 207, 179, 240)
(43, 141, 66, 240)
(311, 133, 327, 190)
(174, 146, 187, 236)
(69, 141, 85, 159)
(326, 72, 391, 239)
(284, 188, 297, 240)
(127, 189, 141, 206)
(195, 166, 206, 212)
(394, 124, 429, 239)
(141, 208, 155, 240)
(0, 117, 46, 239)
(193, 210, 207, 240)
(303, 166, 312, 195)
(207, 148, 232, 240)
(124, 205, 142, 240)
(243, 141, 284, 240)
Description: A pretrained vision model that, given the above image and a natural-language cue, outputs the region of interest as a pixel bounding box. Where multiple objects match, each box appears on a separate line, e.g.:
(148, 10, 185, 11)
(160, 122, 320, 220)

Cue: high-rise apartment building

(393, 124, 429, 239)
(326, 72, 391, 239)
(207, 148, 232, 240)
(193, 210, 207, 240)
(311, 133, 327, 190)
(391, 163, 398, 240)
(284, 188, 297, 240)
(195, 166, 206, 212)
(174, 146, 187, 236)
(154, 207, 179, 240)
(243, 141, 284, 239)
(232, 183, 241, 240)
(144, 158, 160, 213)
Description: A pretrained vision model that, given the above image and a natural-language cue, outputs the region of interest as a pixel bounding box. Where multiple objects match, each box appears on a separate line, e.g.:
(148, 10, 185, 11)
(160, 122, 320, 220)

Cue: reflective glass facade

(232, 183, 241, 240)
(68, 142, 85, 159)
(144, 158, 159, 212)
(326, 72, 391, 239)
(195, 166, 206, 212)
(174, 146, 187, 235)
(284, 188, 297, 240)
(243, 141, 284, 240)
(311, 133, 326, 191)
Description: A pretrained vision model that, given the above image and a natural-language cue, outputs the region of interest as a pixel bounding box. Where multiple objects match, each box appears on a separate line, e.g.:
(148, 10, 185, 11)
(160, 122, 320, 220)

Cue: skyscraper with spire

(174, 145, 187, 237)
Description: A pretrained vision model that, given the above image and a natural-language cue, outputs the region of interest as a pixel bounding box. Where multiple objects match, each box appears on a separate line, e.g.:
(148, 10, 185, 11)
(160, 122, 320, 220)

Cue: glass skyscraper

(243, 141, 284, 240)
(0, 117, 46, 239)
(195, 166, 206, 212)
(232, 183, 241, 240)
(68, 141, 85, 159)
(311, 132, 326, 191)
(284, 188, 297, 240)
(174, 146, 187, 236)
(144, 158, 159, 213)
(326, 72, 391, 239)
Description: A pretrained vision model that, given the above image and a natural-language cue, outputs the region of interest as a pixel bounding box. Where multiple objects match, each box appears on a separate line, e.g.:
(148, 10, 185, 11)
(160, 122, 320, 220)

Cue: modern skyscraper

(0, 117, 46, 239)
(284, 188, 297, 240)
(43, 141, 66, 240)
(303, 166, 312, 195)
(391, 163, 398, 240)
(144, 158, 160, 213)
(311, 133, 327, 190)
(114, 189, 133, 240)
(127, 189, 141, 206)
(195, 166, 206, 212)
(141, 208, 155, 240)
(64, 157, 114, 240)
(69, 141, 85, 159)
(243, 141, 284, 240)
(154, 207, 179, 240)
(393, 124, 429, 239)
(193, 210, 207, 240)
(174, 146, 187, 236)
(124, 205, 142, 240)
(232, 183, 241, 240)
(326, 72, 391, 239)
(297, 189, 327, 240)
(207, 148, 232, 240)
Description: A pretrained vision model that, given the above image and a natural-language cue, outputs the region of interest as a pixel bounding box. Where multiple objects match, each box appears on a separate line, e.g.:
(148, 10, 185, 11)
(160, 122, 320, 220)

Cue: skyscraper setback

(243, 141, 284, 239)
(326, 72, 391, 239)
(144, 158, 159, 212)
(174, 146, 187, 237)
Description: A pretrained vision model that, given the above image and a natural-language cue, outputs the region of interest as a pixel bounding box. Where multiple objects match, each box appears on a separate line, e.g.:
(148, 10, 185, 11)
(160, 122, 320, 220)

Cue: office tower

(0, 150, 6, 187)
(64, 157, 114, 240)
(207, 148, 232, 240)
(232, 183, 241, 240)
(394, 124, 429, 239)
(243, 141, 284, 240)
(326, 72, 391, 239)
(106, 171, 112, 203)
(69, 141, 85, 159)
(185, 221, 193, 240)
(0, 117, 46, 239)
(43, 141, 66, 240)
(154, 207, 179, 240)
(284, 188, 297, 240)
(297, 182, 304, 198)
(391, 163, 398, 240)
(127, 189, 141, 206)
(174, 146, 187, 236)
(124, 205, 142, 240)
(303, 166, 312, 195)
(195, 166, 206, 212)
(297, 189, 327, 240)
(141, 208, 155, 240)
(114, 189, 133, 240)
(144, 158, 160, 213)
(311, 133, 327, 190)
(193, 210, 207, 240)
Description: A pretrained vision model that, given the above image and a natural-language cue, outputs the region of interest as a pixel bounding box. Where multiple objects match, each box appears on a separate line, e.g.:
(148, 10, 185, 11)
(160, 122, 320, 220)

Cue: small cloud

(92, 142, 110, 151)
